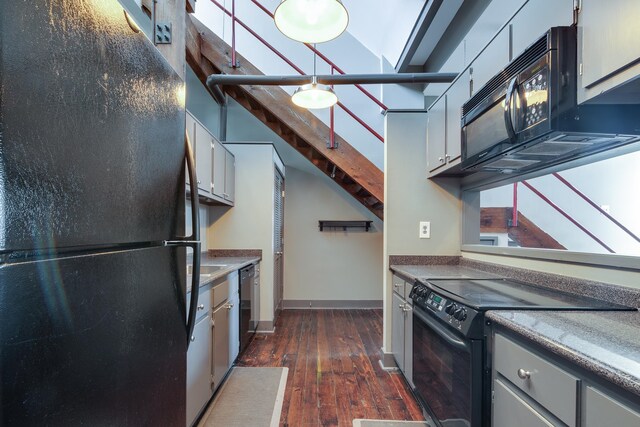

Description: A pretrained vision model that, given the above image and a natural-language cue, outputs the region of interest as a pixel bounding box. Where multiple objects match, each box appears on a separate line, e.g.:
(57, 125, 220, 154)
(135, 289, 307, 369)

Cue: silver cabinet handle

(517, 368, 531, 379)
(227, 303, 234, 310)
(197, 180, 201, 184)
(438, 156, 444, 162)
(197, 304, 205, 311)
(393, 283, 402, 288)
(403, 305, 412, 313)
(190, 336, 195, 342)
(399, 304, 404, 309)
(445, 154, 451, 161)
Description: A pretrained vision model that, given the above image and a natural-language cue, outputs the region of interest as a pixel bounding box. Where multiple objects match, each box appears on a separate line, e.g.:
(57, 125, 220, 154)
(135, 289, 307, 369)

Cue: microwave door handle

(504, 76, 518, 143)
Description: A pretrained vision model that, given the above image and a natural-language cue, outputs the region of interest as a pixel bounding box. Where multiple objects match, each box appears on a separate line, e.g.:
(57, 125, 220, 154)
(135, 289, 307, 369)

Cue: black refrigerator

(1, 0, 201, 425)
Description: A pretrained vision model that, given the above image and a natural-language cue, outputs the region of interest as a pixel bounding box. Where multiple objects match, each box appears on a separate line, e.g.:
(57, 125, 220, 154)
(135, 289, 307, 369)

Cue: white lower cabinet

(228, 272, 240, 366)
(212, 302, 230, 389)
(391, 275, 413, 386)
(492, 332, 640, 427)
(186, 311, 213, 426)
(584, 386, 640, 427)
(185, 270, 241, 426)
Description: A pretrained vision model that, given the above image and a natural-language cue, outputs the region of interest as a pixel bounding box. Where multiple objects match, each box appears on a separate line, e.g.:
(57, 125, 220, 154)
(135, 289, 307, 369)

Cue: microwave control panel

(523, 69, 549, 129)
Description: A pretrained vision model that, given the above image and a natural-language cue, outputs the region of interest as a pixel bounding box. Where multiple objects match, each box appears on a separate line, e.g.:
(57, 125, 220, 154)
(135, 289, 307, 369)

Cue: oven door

(412, 306, 483, 427)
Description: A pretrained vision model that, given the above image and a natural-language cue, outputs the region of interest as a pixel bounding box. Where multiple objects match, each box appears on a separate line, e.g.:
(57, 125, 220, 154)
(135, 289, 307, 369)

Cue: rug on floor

(353, 420, 431, 427)
(197, 367, 288, 427)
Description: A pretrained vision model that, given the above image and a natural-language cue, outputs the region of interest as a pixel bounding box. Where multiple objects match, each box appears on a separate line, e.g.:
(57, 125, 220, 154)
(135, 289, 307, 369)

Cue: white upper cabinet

(578, 0, 640, 103)
(470, 26, 510, 96)
(187, 111, 235, 206)
(427, 95, 447, 174)
(445, 69, 471, 163)
(195, 122, 213, 196)
(510, 0, 574, 57)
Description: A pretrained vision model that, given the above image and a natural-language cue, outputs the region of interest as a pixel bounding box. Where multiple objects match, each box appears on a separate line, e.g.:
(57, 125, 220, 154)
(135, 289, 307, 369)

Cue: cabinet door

(224, 150, 235, 203)
(584, 386, 640, 427)
(403, 302, 413, 386)
(186, 315, 213, 426)
(228, 284, 240, 364)
(493, 379, 554, 427)
(427, 95, 447, 174)
(212, 303, 230, 390)
(212, 139, 226, 200)
(195, 123, 212, 195)
(186, 113, 196, 187)
(445, 69, 470, 163)
(580, 0, 640, 89)
(391, 293, 405, 371)
(470, 27, 509, 95)
(510, 0, 574, 57)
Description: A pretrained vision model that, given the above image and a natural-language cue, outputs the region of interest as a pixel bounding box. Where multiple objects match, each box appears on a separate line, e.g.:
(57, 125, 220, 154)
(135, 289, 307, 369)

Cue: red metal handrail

(521, 180, 615, 253)
(209, 0, 385, 142)
(250, 0, 389, 111)
(552, 172, 640, 244)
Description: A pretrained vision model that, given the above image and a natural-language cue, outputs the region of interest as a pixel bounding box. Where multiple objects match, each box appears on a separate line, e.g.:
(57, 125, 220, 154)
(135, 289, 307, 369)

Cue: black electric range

(408, 278, 635, 427)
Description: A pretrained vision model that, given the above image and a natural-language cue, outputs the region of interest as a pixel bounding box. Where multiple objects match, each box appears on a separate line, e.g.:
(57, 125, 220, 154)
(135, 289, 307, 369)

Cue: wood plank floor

(237, 309, 425, 427)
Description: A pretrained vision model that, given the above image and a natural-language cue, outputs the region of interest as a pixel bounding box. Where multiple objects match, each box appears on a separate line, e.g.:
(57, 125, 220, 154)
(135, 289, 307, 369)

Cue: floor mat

(353, 420, 431, 427)
(197, 367, 288, 427)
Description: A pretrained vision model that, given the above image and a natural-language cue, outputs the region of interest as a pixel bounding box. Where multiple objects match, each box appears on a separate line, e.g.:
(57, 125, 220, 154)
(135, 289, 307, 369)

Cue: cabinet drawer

(392, 275, 405, 296)
(585, 386, 640, 427)
(493, 379, 554, 427)
(494, 334, 578, 427)
(188, 287, 211, 322)
(212, 278, 229, 308)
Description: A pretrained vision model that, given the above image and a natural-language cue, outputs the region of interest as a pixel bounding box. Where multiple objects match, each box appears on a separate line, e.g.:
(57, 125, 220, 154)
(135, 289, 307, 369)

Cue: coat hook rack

(318, 220, 373, 232)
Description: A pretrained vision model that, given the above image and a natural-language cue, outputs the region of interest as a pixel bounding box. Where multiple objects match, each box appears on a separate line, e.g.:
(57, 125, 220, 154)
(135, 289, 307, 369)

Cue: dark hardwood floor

(237, 309, 425, 426)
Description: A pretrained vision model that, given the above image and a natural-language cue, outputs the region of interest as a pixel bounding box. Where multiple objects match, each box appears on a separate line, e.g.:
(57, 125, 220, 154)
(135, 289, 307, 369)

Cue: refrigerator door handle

(164, 130, 201, 348)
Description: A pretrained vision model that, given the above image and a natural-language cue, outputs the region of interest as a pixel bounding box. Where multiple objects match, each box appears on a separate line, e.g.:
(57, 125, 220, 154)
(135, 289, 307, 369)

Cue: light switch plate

(419, 221, 431, 239)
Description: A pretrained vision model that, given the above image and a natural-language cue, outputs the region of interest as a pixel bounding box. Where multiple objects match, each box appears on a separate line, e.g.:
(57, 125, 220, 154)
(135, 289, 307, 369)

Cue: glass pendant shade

(291, 83, 338, 109)
(274, 0, 349, 43)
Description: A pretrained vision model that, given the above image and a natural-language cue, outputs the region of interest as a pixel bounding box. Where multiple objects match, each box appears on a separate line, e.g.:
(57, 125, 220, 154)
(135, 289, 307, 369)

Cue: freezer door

(0, 0, 185, 252)
(0, 246, 187, 426)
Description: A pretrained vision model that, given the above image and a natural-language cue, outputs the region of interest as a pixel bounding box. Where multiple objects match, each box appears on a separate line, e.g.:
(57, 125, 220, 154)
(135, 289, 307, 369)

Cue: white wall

(383, 110, 461, 352)
(207, 144, 280, 324)
(284, 167, 383, 304)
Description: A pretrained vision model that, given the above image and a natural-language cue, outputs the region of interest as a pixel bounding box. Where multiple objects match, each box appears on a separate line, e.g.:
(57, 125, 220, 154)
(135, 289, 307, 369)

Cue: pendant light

(274, 0, 349, 44)
(291, 47, 338, 109)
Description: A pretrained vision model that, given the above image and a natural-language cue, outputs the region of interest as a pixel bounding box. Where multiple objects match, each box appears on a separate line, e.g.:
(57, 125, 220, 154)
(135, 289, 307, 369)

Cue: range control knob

(444, 303, 456, 315)
(454, 308, 468, 321)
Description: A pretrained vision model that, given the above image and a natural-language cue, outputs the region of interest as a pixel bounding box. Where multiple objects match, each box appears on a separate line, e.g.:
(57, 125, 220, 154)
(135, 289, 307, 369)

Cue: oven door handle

(414, 307, 470, 352)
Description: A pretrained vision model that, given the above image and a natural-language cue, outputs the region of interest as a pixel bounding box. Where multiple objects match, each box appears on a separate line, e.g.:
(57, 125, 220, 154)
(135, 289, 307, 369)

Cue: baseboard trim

(380, 351, 398, 369)
(282, 300, 383, 309)
(256, 320, 275, 333)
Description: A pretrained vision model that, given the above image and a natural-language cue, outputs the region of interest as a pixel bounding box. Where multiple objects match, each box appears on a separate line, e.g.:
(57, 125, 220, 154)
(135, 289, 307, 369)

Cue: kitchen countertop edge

(187, 255, 261, 293)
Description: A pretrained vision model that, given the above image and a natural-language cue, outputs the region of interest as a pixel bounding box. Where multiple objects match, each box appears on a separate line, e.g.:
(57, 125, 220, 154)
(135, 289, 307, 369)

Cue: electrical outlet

(419, 221, 431, 239)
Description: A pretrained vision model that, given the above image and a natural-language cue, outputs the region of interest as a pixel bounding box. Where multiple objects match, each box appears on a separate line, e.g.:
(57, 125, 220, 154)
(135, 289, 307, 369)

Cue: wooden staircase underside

(186, 15, 384, 219)
(481, 207, 565, 249)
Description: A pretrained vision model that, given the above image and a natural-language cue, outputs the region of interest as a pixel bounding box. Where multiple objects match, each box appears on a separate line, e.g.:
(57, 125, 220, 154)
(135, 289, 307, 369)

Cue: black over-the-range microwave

(460, 26, 640, 173)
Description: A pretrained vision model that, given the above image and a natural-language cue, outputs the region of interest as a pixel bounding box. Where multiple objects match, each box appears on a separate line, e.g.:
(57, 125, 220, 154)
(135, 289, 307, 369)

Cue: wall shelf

(318, 220, 373, 232)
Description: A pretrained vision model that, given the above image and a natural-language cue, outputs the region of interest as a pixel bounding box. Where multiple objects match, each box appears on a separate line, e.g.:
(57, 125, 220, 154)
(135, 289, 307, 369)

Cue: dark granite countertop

(186, 253, 261, 293)
(390, 264, 503, 281)
(487, 310, 640, 397)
